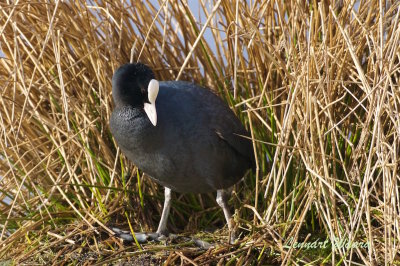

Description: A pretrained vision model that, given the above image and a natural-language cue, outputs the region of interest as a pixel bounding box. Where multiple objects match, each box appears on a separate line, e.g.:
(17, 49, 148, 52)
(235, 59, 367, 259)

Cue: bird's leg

(156, 187, 172, 236)
(216, 189, 236, 244)
(112, 187, 172, 243)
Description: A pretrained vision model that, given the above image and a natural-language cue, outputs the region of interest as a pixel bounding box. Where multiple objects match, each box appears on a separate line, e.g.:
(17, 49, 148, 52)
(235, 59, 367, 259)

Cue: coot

(110, 63, 255, 243)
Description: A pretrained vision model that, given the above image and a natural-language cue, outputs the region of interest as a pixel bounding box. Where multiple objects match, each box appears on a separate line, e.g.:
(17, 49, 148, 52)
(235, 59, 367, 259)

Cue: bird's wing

(191, 83, 254, 166)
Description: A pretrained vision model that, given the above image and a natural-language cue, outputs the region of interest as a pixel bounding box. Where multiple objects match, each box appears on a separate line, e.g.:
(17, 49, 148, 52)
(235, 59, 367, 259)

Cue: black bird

(110, 63, 255, 243)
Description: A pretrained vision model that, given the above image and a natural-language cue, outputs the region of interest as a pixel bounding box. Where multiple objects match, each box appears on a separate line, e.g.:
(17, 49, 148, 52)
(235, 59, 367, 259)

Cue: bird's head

(112, 63, 159, 126)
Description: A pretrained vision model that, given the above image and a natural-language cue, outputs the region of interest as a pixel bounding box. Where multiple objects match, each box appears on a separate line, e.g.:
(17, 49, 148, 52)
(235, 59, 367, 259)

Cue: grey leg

(216, 189, 236, 243)
(156, 187, 172, 236)
(112, 187, 172, 243)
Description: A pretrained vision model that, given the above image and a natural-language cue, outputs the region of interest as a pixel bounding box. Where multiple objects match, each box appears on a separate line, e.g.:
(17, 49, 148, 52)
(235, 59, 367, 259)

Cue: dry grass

(0, 0, 399, 265)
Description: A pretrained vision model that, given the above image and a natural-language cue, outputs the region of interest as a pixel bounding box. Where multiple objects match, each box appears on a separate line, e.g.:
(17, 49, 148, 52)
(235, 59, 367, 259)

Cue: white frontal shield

(144, 79, 159, 126)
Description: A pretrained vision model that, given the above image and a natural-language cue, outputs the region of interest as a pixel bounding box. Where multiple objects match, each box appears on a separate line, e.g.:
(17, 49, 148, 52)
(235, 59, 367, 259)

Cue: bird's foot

(192, 237, 214, 249)
(229, 231, 237, 245)
(111, 227, 214, 249)
(111, 227, 168, 243)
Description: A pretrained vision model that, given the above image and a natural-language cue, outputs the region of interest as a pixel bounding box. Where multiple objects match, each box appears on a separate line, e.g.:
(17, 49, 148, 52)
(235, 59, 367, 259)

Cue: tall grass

(0, 0, 399, 264)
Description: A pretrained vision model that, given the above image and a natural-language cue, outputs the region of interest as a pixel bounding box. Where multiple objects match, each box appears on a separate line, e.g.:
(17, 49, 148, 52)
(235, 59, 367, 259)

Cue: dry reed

(0, 0, 399, 265)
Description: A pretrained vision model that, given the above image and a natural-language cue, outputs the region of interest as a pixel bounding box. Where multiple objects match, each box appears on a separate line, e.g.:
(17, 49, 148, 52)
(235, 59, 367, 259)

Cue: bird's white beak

(144, 79, 159, 126)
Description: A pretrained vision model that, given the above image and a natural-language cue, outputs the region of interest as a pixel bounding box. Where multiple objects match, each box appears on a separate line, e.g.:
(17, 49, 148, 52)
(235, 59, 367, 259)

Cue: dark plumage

(110, 63, 255, 242)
